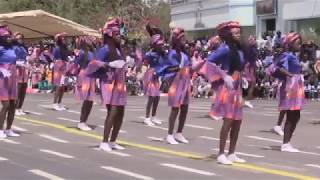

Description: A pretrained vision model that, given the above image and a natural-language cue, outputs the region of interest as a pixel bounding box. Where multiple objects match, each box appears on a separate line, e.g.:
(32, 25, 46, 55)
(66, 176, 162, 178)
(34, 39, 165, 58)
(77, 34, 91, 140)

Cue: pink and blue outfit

(205, 43, 245, 120)
(86, 45, 126, 106)
(75, 49, 96, 101)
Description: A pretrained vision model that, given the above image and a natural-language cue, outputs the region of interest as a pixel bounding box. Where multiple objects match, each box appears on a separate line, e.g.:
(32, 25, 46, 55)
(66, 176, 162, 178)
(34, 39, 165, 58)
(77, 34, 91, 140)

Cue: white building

(171, 0, 320, 43)
(170, 0, 255, 39)
(257, 0, 320, 43)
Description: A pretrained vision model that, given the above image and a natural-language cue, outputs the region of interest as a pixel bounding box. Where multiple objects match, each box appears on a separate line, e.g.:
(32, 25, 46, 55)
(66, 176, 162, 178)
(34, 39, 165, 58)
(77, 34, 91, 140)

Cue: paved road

(1, 93, 320, 180)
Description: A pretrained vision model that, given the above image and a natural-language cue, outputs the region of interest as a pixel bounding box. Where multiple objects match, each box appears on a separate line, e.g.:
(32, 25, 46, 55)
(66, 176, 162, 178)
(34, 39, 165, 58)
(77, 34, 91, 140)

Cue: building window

(170, 0, 187, 6)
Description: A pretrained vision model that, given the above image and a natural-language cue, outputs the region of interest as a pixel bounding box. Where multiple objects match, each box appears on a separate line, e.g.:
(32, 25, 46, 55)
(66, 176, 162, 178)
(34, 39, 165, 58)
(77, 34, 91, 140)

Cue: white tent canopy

(0, 9, 100, 39)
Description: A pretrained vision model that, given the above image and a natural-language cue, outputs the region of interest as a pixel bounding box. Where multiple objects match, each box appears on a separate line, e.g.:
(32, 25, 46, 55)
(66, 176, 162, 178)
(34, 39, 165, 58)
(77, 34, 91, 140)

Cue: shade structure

(0, 9, 101, 39)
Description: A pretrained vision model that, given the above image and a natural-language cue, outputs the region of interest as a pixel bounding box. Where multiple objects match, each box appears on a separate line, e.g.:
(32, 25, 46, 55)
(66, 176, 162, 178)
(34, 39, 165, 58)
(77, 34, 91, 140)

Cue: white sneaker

(52, 104, 63, 111)
(273, 126, 284, 136)
(99, 142, 112, 152)
(109, 142, 125, 150)
(15, 109, 22, 116)
(58, 104, 67, 110)
(217, 154, 233, 165)
(174, 133, 189, 144)
(144, 118, 155, 126)
(5, 129, 20, 137)
(227, 154, 246, 163)
(77, 123, 92, 131)
(281, 143, 300, 153)
(19, 109, 26, 115)
(166, 135, 179, 145)
(0, 130, 7, 139)
(151, 117, 162, 125)
(244, 101, 254, 108)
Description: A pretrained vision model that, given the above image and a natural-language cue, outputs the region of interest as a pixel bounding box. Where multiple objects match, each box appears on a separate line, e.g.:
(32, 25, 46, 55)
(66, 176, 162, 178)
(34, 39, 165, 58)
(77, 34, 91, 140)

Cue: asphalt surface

(1, 93, 320, 180)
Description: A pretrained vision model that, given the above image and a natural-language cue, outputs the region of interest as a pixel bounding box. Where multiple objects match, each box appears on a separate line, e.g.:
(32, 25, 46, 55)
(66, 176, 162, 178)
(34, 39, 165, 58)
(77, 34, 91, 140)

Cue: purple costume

(165, 50, 191, 107)
(203, 43, 245, 120)
(143, 51, 166, 97)
(75, 49, 96, 101)
(0, 46, 17, 101)
(14, 45, 28, 83)
(52, 47, 68, 86)
(244, 46, 258, 82)
(277, 52, 305, 111)
(86, 45, 126, 106)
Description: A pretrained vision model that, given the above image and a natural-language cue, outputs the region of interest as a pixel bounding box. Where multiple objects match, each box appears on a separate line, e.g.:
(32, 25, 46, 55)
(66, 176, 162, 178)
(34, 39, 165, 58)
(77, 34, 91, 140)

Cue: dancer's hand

(223, 75, 234, 89)
(16, 61, 25, 67)
(108, 60, 126, 68)
(0, 68, 11, 78)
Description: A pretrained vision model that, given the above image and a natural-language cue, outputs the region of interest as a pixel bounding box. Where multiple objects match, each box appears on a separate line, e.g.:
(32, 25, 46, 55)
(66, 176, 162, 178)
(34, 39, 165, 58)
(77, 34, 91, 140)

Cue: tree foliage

(0, 0, 170, 39)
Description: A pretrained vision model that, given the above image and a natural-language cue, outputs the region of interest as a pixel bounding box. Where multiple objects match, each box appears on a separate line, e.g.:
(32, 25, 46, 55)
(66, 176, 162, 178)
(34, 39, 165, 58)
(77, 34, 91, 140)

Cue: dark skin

(167, 35, 189, 135)
(0, 36, 16, 131)
(15, 34, 28, 110)
(280, 38, 302, 144)
(53, 36, 67, 105)
(145, 41, 164, 119)
(102, 32, 125, 143)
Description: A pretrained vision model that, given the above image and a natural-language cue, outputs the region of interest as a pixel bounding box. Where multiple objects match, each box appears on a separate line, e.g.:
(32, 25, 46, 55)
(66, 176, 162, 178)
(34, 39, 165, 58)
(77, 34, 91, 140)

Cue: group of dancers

(0, 18, 306, 165)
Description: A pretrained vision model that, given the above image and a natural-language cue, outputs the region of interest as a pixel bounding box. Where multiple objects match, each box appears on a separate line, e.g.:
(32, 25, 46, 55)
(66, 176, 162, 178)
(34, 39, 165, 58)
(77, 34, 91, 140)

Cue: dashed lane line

(57, 117, 78, 123)
(0, 157, 8, 161)
(16, 116, 320, 180)
(40, 149, 74, 159)
(245, 135, 282, 143)
(101, 166, 154, 180)
(94, 148, 131, 157)
(0, 139, 21, 144)
(161, 163, 216, 176)
(12, 125, 27, 132)
(38, 134, 69, 144)
(29, 169, 65, 180)
(305, 164, 320, 169)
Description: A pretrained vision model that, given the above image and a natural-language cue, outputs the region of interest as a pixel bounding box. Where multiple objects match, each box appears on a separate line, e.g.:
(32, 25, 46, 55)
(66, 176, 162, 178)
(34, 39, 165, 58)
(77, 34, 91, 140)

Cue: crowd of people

(1, 17, 320, 165)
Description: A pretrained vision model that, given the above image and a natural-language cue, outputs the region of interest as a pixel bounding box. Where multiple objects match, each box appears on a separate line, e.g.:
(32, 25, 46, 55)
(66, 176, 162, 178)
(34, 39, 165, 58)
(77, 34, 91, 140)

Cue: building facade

(170, 0, 255, 39)
(171, 0, 320, 43)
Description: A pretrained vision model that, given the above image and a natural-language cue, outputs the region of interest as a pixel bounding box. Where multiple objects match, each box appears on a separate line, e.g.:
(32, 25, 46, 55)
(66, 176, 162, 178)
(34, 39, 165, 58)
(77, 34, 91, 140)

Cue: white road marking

(149, 125, 167, 131)
(57, 117, 78, 123)
(101, 166, 154, 180)
(199, 136, 229, 143)
(299, 151, 320, 156)
(0, 157, 8, 161)
(108, 151, 131, 157)
(138, 117, 167, 131)
(160, 163, 216, 176)
(212, 148, 264, 158)
(246, 144, 320, 156)
(12, 125, 27, 132)
(40, 149, 74, 159)
(245, 135, 282, 143)
(38, 134, 69, 144)
(305, 164, 320, 169)
(148, 136, 164, 141)
(97, 125, 127, 133)
(29, 169, 65, 180)
(185, 124, 213, 130)
(0, 139, 21, 144)
(94, 148, 131, 157)
(39, 104, 52, 108)
(67, 110, 81, 114)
